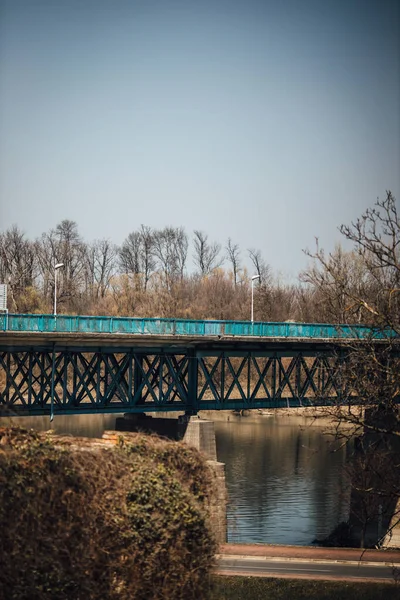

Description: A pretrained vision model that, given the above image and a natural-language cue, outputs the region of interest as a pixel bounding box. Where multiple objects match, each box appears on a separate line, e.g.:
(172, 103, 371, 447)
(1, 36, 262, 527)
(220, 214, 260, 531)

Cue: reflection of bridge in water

(0, 313, 393, 417)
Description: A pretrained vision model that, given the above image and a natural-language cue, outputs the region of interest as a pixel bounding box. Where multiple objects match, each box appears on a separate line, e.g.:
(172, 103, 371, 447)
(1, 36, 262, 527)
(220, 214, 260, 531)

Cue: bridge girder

(0, 345, 350, 416)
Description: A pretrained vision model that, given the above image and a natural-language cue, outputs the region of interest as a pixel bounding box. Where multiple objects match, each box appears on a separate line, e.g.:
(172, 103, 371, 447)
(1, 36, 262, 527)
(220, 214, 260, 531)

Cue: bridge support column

(178, 415, 217, 461)
(178, 415, 226, 543)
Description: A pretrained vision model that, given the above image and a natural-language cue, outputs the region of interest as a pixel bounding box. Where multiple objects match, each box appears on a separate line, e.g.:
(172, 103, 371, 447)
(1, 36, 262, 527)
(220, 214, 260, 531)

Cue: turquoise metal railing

(0, 313, 389, 340)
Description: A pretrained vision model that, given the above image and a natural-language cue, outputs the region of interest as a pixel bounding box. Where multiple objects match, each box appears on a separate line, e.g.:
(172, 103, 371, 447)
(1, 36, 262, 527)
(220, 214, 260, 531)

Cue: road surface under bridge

(0, 313, 395, 417)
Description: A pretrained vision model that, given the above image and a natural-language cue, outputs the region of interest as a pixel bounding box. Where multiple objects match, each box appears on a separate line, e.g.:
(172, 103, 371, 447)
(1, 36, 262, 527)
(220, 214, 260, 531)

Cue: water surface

(214, 414, 350, 545)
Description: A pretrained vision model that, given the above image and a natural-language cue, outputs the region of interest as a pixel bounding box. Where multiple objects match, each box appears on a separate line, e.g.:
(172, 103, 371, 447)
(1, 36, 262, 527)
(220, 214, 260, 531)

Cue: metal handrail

(0, 313, 390, 340)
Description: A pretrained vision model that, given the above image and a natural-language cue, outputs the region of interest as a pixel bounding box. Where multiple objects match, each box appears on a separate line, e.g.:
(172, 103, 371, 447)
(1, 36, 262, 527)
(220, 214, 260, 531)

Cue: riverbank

(220, 543, 400, 564)
(199, 407, 355, 428)
(150, 406, 355, 425)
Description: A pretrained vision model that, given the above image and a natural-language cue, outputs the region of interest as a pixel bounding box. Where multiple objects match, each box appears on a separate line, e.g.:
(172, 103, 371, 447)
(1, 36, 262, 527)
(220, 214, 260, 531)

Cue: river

(1, 411, 350, 546)
(214, 413, 350, 545)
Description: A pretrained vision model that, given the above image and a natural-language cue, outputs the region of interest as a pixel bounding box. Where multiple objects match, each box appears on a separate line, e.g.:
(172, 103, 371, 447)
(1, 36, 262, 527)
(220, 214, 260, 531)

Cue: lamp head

(251, 274, 260, 281)
(55, 263, 64, 270)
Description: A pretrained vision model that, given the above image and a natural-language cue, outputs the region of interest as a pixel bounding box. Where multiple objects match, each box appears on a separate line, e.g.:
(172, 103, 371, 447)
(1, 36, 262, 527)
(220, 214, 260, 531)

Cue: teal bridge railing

(0, 313, 387, 340)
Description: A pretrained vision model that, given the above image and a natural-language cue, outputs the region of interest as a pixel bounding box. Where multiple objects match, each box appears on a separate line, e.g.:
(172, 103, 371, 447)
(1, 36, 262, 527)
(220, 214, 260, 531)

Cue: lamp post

(54, 263, 64, 316)
(251, 274, 260, 325)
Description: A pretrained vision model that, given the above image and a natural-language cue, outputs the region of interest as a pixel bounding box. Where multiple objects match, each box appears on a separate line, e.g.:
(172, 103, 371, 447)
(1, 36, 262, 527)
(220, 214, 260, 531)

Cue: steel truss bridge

(0, 313, 393, 417)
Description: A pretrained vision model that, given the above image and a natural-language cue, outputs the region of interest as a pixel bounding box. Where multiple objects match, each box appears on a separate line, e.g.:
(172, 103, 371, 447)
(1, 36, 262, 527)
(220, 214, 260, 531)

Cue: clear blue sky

(0, 0, 399, 278)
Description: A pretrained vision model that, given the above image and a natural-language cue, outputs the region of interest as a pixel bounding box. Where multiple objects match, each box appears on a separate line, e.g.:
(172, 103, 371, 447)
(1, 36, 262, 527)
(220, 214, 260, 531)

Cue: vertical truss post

(186, 350, 199, 415)
(128, 350, 133, 404)
(134, 353, 143, 404)
(247, 352, 251, 401)
(296, 354, 302, 406)
(338, 347, 347, 409)
(39, 352, 45, 407)
(272, 354, 276, 399)
(72, 355, 78, 406)
(317, 356, 322, 395)
(343, 349, 349, 407)
(279, 358, 283, 391)
(4, 353, 10, 405)
(63, 353, 68, 407)
(221, 353, 225, 404)
(159, 354, 164, 402)
(50, 344, 56, 422)
(96, 352, 101, 404)
(28, 352, 33, 407)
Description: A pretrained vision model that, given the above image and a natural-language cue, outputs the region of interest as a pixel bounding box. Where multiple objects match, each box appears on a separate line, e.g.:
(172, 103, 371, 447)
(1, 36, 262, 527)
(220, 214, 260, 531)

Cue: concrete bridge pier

(177, 414, 217, 461)
(115, 413, 227, 543)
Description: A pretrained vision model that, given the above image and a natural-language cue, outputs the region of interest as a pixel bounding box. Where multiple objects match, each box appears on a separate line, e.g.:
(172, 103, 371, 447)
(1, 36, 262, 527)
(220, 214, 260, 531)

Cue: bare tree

(174, 227, 188, 280)
(36, 220, 86, 312)
(303, 192, 400, 328)
(248, 248, 267, 282)
(35, 233, 56, 305)
(119, 232, 142, 276)
(0, 226, 37, 310)
(303, 193, 400, 433)
(153, 227, 188, 290)
(226, 238, 241, 287)
(303, 192, 400, 547)
(119, 226, 157, 291)
(139, 225, 156, 290)
(193, 231, 222, 276)
(301, 245, 370, 324)
(86, 239, 118, 299)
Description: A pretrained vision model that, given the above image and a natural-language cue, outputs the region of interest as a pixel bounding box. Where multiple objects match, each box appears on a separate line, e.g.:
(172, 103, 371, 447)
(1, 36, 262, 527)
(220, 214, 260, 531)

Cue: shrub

(0, 427, 216, 600)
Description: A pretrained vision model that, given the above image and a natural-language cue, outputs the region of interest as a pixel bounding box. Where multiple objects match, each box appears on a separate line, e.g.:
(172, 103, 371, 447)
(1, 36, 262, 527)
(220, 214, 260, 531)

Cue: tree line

(0, 220, 304, 320)
(2, 206, 395, 326)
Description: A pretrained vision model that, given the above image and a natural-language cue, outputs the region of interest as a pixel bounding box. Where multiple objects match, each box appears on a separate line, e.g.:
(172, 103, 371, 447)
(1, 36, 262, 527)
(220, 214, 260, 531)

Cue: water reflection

(1, 412, 350, 546)
(214, 415, 350, 546)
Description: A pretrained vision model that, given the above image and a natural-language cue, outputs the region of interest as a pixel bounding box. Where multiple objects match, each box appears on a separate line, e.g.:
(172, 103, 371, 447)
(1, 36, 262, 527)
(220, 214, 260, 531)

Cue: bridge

(0, 313, 391, 418)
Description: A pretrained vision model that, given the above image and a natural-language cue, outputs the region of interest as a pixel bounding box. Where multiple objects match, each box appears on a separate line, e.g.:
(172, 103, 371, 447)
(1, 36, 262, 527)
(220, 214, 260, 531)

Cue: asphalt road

(217, 555, 399, 581)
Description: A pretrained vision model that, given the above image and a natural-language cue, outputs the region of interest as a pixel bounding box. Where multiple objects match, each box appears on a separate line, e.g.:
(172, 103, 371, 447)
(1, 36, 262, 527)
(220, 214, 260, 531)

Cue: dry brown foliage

(0, 428, 216, 600)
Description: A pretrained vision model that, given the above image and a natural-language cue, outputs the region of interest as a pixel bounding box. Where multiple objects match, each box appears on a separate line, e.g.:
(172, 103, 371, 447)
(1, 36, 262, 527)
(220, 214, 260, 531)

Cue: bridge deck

(0, 331, 350, 353)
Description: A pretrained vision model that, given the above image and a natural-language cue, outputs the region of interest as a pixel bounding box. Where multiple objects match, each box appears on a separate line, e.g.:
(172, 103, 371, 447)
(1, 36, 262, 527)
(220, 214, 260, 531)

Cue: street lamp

(54, 263, 64, 316)
(251, 274, 260, 325)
